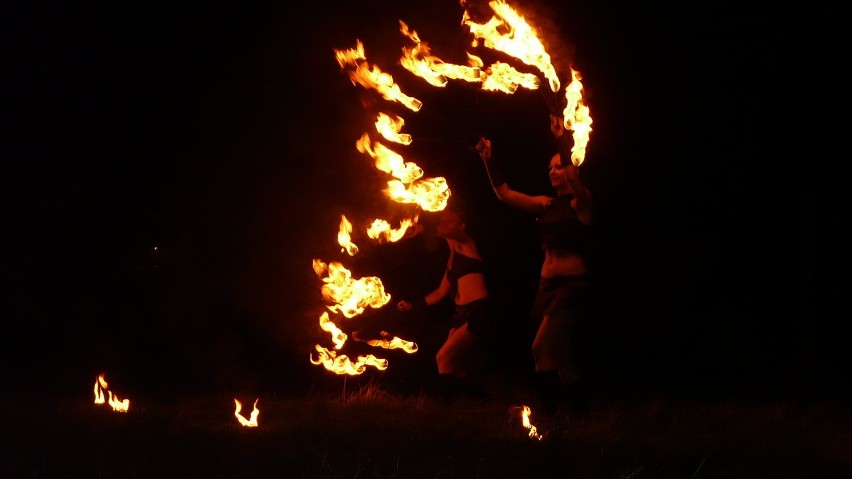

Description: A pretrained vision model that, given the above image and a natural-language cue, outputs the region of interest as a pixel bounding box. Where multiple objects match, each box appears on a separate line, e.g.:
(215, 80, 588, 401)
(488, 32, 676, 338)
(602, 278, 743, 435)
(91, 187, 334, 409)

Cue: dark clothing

(453, 298, 491, 335)
(530, 275, 594, 388)
(445, 250, 489, 335)
(530, 275, 592, 328)
(446, 250, 484, 285)
(537, 195, 593, 255)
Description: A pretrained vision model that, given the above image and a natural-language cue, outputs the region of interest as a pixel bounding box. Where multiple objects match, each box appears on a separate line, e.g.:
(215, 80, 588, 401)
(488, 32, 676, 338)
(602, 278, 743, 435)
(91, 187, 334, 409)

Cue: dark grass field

(6, 2, 832, 477)
(4, 376, 850, 479)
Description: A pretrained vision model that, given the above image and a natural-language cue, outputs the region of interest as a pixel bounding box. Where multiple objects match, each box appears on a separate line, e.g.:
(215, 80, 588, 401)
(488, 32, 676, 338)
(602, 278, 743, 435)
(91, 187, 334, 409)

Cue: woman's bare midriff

(455, 273, 489, 305)
(541, 249, 586, 278)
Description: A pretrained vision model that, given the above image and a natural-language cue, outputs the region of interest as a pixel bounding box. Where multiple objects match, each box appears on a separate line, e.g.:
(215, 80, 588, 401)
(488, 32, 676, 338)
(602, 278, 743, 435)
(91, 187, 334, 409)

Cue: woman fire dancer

(397, 203, 493, 399)
(475, 113, 595, 416)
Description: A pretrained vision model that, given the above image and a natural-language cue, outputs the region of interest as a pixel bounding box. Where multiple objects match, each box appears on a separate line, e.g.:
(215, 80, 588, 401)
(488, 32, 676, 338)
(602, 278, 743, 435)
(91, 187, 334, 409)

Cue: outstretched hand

(475, 137, 491, 160)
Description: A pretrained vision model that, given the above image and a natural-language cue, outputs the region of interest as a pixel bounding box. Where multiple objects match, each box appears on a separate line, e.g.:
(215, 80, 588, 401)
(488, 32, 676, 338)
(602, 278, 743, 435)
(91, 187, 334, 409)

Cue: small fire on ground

(234, 398, 260, 427)
(93, 373, 130, 413)
(518, 405, 544, 440)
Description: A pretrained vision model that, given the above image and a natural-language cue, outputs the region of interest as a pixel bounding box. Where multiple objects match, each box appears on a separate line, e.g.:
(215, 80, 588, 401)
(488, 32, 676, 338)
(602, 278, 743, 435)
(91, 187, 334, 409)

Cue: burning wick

(234, 398, 260, 427)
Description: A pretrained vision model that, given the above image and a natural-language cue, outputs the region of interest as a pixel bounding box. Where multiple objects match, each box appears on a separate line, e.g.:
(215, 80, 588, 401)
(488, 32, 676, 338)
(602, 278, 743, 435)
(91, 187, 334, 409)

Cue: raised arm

(475, 137, 549, 215)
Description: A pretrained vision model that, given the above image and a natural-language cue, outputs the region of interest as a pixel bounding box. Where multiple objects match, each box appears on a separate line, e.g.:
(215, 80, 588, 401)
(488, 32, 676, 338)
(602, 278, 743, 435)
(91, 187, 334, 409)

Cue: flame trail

(335, 40, 423, 111)
(315, 0, 593, 377)
(461, 0, 560, 92)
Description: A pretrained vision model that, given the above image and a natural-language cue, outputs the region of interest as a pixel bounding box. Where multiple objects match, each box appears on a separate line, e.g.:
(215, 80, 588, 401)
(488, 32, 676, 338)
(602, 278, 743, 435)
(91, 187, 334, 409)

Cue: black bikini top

(446, 250, 484, 285)
(537, 194, 592, 254)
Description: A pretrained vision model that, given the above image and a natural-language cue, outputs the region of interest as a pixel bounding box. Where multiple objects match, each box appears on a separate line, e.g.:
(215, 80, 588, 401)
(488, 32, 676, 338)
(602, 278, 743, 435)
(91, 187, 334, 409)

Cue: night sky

(8, 2, 826, 398)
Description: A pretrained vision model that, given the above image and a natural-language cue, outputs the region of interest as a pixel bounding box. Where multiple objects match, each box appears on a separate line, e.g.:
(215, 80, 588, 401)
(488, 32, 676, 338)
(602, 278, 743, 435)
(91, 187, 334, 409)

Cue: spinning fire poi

(311, 0, 591, 390)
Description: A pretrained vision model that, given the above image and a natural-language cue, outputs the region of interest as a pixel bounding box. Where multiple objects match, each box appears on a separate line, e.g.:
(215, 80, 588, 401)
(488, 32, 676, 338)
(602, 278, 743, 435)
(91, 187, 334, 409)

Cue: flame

(519, 405, 544, 440)
(313, 259, 391, 318)
(364, 331, 419, 353)
(234, 398, 260, 427)
(399, 21, 537, 95)
(462, 0, 560, 92)
(375, 112, 412, 145)
(335, 40, 423, 111)
(356, 134, 423, 184)
(366, 216, 418, 243)
(318, 0, 594, 381)
(94, 374, 107, 404)
(385, 177, 450, 212)
(462, 1, 593, 164)
(479, 59, 540, 93)
(107, 391, 130, 413)
(310, 344, 389, 375)
(338, 215, 359, 256)
(399, 21, 482, 87)
(319, 311, 348, 350)
(561, 68, 592, 166)
(311, 247, 419, 374)
(93, 373, 129, 413)
(355, 133, 450, 212)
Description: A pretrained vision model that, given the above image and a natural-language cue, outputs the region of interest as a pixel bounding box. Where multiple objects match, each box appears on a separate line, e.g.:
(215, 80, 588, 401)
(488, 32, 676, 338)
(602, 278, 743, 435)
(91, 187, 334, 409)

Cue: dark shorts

(454, 298, 491, 335)
(530, 275, 592, 327)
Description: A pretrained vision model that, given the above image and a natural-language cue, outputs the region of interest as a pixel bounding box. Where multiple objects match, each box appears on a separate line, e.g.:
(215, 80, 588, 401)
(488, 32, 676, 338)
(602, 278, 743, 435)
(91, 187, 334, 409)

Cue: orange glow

(561, 68, 592, 166)
(313, 259, 391, 318)
(461, 0, 560, 93)
(334, 40, 423, 111)
(338, 215, 359, 256)
(93, 373, 129, 413)
(234, 398, 260, 427)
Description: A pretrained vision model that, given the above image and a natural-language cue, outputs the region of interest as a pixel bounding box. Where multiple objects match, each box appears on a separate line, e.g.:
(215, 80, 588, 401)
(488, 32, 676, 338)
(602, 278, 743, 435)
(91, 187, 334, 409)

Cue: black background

(7, 1, 827, 399)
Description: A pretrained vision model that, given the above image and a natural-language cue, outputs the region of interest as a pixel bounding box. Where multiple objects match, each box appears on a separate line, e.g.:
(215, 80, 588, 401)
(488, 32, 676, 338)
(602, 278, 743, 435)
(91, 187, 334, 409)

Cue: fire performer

(476, 113, 594, 416)
(397, 203, 493, 399)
